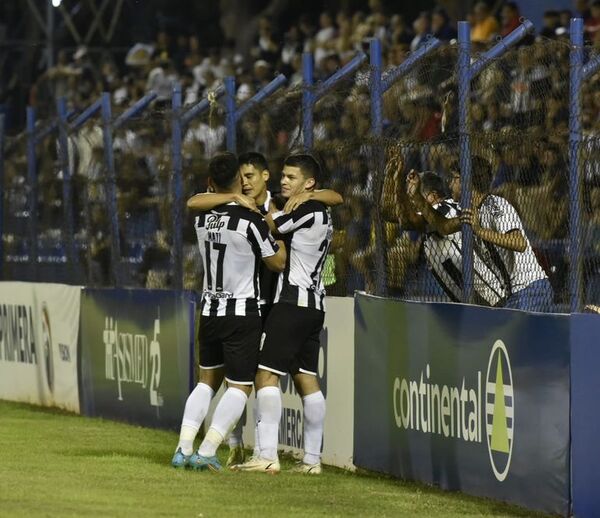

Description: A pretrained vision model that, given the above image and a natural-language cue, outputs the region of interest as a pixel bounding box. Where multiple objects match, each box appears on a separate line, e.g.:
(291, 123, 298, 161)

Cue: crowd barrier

(79, 288, 195, 429)
(1, 281, 599, 516)
(354, 292, 600, 517)
(0, 282, 81, 413)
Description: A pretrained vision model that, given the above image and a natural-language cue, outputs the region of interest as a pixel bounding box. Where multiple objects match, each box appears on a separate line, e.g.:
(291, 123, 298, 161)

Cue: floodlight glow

(52, 0, 62, 7)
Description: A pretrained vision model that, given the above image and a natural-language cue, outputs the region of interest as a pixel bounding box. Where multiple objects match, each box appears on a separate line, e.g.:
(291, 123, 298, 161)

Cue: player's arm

(396, 171, 427, 232)
(261, 239, 286, 272)
(187, 192, 258, 212)
(461, 208, 527, 252)
(410, 191, 461, 236)
(267, 204, 315, 236)
(248, 216, 287, 272)
(282, 189, 343, 213)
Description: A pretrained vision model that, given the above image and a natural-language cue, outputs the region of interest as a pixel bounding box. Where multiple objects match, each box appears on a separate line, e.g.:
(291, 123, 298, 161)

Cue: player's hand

(234, 194, 259, 213)
(283, 192, 312, 213)
(406, 170, 420, 197)
(460, 207, 481, 233)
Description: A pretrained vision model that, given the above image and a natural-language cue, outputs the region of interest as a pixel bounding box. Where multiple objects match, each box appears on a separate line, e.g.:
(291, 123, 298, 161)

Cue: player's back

(195, 203, 274, 317)
(424, 198, 510, 306)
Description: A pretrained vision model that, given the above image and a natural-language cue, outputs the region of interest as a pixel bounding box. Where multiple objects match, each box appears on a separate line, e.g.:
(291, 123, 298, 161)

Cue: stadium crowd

(3, 0, 600, 306)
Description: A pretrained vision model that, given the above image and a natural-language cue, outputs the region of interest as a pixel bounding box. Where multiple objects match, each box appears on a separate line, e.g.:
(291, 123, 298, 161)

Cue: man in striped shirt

(171, 152, 286, 471)
(235, 154, 333, 475)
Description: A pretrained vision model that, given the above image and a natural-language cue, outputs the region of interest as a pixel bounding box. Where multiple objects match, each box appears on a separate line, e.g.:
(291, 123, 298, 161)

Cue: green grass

(0, 400, 553, 518)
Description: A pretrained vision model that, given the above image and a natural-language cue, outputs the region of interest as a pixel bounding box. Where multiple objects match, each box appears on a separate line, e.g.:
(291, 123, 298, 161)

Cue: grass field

(0, 400, 553, 517)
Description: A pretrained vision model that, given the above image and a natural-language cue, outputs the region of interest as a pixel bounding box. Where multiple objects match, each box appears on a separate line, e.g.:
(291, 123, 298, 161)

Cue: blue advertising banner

(571, 313, 600, 518)
(354, 293, 570, 516)
(80, 289, 194, 430)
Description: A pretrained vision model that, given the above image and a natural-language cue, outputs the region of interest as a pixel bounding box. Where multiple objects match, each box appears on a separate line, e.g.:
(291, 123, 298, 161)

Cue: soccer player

(171, 152, 286, 471)
(188, 151, 342, 466)
(235, 153, 333, 475)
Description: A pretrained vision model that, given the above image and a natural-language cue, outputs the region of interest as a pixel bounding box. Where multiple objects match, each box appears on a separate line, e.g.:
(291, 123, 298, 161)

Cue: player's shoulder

(483, 194, 514, 217)
(294, 199, 327, 215)
(229, 205, 268, 228)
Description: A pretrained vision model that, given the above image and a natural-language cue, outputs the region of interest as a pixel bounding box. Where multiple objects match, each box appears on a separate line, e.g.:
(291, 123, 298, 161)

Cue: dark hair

(238, 151, 269, 172)
(471, 156, 493, 192)
(504, 2, 519, 12)
(208, 152, 239, 189)
(420, 172, 447, 198)
(284, 153, 322, 183)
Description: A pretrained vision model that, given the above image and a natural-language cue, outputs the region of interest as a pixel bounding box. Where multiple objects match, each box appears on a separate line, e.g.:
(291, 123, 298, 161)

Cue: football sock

(302, 391, 326, 465)
(198, 387, 248, 457)
(252, 396, 260, 457)
(177, 382, 214, 455)
(257, 386, 282, 461)
(228, 408, 245, 448)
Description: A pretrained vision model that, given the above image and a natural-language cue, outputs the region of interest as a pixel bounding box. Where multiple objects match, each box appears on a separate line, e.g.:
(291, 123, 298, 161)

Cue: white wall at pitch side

(0, 282, 81, 413)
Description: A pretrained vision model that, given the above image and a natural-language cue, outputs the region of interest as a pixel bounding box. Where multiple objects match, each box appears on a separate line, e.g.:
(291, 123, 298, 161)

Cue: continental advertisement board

(79, 289, 194, 429)
(354, 293, 570, 516)
(0, 282, 81, 412)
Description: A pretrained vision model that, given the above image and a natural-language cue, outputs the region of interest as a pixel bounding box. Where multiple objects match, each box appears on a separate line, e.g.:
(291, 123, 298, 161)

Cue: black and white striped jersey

(257, 191, 278, 306)
(271, 200, 333, 312)
(195, 203, 279, 317)
(477, 195, 547, 293)
(423, 199, 510, 306)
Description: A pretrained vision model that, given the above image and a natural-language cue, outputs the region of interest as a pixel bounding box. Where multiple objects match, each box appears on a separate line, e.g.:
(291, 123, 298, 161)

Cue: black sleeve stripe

(290, 201, 322, 222)
(436, 204, 451, 217)
(250, 218, 271, 241)
(294, 213, 315, 231)
(274, 212, 293, 227)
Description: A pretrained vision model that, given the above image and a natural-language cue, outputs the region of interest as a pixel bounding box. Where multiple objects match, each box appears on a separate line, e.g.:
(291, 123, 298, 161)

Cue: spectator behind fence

(382, 161, 510, 307)
(471, 2, 500, 43)
(500, 2, 521, 37)
(457, 158, 554, 312)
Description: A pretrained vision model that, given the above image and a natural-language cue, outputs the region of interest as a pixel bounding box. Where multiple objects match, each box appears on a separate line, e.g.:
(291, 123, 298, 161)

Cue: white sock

(228, 407, 245, 448)
(257, 386, 281, 461)
(302, 391, 326, 465)
(176, 382, 214, 455)
(198, 388, 248, 457)
(252, 397, 260, 457)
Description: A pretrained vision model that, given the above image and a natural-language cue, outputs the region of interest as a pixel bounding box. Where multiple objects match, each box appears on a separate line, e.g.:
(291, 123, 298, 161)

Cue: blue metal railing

(457, 19, 533, 303)
(302, 51, 367, 150)
(569, 17, 600, 312)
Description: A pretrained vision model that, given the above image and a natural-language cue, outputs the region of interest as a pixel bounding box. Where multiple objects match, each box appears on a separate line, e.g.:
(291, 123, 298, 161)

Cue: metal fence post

(569, 18, 584, 312)
(458, 21, 474, 304)
(56, 97, 76, 266)
(369, 38, 388, 296)
(26, 107, 38, 280)
(171, 83, 184, 289)
(225, 76, 236, 153)
(302, 52, 315, 150)
(100, 92, 121, 286)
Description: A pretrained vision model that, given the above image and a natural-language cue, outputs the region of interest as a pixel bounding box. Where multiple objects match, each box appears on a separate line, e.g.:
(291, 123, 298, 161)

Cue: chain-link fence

(2, 31, 599, 312)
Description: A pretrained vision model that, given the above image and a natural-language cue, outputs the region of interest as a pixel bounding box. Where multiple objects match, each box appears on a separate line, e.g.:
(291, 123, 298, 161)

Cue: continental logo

(392, 339, 515, 482)
(485, 339, 514, 482)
